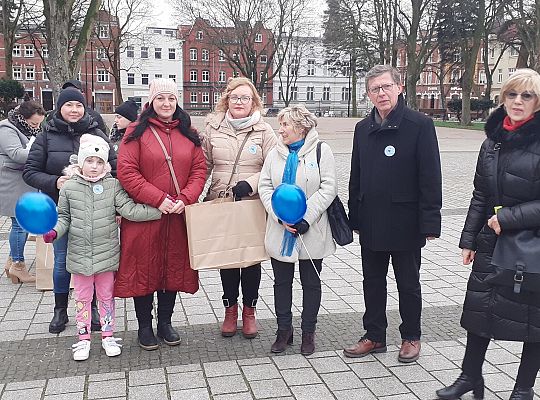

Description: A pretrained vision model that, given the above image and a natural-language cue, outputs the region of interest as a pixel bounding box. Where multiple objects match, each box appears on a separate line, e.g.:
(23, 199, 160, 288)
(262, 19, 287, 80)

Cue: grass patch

(433, 120, 485, 131)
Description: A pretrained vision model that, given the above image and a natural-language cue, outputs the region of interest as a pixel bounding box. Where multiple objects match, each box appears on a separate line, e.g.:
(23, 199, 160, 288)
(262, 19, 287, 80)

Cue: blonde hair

(277, 105, 317, 136)
(499, 68, 540, 112)
(215, 77, 263, 113)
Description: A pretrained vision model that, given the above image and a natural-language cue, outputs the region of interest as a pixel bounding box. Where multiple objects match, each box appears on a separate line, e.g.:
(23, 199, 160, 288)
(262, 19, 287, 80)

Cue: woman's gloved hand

(43, 230, 57, 243)
(232, 181, 252, 200)
(292, 219, 309, 235)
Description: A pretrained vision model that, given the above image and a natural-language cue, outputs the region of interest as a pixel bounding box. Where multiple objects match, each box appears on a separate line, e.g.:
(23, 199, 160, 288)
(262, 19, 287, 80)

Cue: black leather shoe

(157, 323, 181, 346)
(49, 308, 69, 334)
(436, 373, 484, 399)
(90, 303, 101, 332)
(271, 328, 293, 353)
(138, 327, 159, 350)
(509, 387, 534, 400)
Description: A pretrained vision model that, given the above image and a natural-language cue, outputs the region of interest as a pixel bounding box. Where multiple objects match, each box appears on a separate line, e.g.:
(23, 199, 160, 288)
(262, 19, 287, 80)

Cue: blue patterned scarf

(280, 139, 305, 256)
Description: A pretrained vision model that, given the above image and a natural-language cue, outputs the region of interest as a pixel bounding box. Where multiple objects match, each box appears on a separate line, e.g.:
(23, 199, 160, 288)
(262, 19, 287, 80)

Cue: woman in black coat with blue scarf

(436, 69, 540, 400)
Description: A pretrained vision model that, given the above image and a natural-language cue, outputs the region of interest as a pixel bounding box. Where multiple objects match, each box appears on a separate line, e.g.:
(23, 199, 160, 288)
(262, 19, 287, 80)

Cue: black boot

(300, 332, 315, 356)
(436, 373, 484, 399)
(271, 328, 293, 353)
(157, 290, 181, 346)
(49, 293, 69, 334)
(509, 387, 534, 400)
(134, 294, 158, 351)
(90, 293, 101, 332)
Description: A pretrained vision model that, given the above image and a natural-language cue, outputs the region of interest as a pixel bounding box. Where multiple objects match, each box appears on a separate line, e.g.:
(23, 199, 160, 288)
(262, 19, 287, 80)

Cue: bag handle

(226, 132, 252, 187)
(149, 125, 181, 195)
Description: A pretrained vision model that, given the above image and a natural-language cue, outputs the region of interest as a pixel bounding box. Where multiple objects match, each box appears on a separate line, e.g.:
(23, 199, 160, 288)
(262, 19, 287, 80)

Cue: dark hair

(126, 105, 201, 146)
(18, 100, 46, 119)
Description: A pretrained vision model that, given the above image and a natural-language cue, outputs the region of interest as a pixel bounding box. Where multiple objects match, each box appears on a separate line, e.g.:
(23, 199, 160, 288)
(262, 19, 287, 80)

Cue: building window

(307, 86, 314, 101)
(153, 29, 162, 34)
(190, 92, 197, 104)
(260, 54, 267, 63)
(127, 73, 135, 84)
(141, 47, 148, 58)
(12, 44, 21, 57)
(13, 66, 22, 80)
(24, 45, 34, 57)
(478, 71, 486, 84)
(168, 48, 176, 60)
(97, 48, 107, 60)
(214, 92, 220, 104)
(25, 66, 35, 80)
(154, 74, 162, 79)
(323, 86, 330, 101)
(255, 33, 262, 42)
(510, 47, 519, 57)
(127, 46, 134, 58)
(141, 73, 149, 85)
(341, 87, 350, 101)
(509, 67, 516, 76)
(190, 48, 197, 61)
(165, 30, 175, 37)
(98, 25, 109, 38)
(219, 50, 225, 61)
(196, 30, 203, 40)
(202, 49, 209, 61)
(202, 92, 209, 103)
(219, 71, 226, 83)
(155, 48, 162, 59)
(278, 87, 283, 100)
(190, 70, 197, 82)
(307, 60, 315, 76)
(291, 86, 298, 101)
(498, 68, 503, 83)
(97, 69, 109, 82)
(202, 70, 209, 82)
(42, 66, 49, 81)
(42, 45, 48, 58)
(169, 74, 176, 81)
(323, 61, 329, 76)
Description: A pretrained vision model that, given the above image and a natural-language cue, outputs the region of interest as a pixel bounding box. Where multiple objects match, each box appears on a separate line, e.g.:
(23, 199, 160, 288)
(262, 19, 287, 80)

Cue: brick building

(179, 18, 274, 114)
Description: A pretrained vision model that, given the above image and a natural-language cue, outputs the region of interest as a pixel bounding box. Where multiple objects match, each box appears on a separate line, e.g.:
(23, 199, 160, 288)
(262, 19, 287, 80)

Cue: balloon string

(297, 234, 321, 280)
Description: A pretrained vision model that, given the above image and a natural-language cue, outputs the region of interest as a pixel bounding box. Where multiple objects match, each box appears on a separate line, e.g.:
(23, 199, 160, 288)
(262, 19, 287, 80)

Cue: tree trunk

(351, 55, 357, 117)
(406, 70, 419, 110)
(2, 0, 14, 79)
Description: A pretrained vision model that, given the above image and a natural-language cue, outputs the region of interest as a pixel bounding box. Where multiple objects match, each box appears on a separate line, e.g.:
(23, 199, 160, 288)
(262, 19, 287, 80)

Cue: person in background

(61, 80, 108, 134)
(201, 77, 277, 339)
(258, 105, 337, 355)
(110, 100, 138, 152)
(23, 87, 117, 334)
(436, 69, 540, 400)
(343, 64, 442, 363)
(114, 78, 207, 351)
(0, 100, 46, 283)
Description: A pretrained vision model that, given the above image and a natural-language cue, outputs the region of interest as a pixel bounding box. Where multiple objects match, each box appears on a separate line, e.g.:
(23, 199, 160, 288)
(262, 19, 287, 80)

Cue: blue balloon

(271, 183, 307, 224)
(15, 193, 58, 235)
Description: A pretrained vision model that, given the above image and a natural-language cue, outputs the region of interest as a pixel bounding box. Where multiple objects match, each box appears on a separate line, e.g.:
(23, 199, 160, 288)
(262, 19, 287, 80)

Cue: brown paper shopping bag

(185, 198, 268, 270)
(35, 236, 54, 290)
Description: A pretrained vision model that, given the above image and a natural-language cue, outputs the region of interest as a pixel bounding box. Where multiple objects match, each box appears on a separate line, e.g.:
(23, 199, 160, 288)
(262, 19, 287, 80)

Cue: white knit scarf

(226, 110, 261, 131)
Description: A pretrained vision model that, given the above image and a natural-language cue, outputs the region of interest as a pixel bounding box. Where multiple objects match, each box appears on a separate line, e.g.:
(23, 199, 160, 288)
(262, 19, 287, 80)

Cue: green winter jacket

(55, 173, 162, 276)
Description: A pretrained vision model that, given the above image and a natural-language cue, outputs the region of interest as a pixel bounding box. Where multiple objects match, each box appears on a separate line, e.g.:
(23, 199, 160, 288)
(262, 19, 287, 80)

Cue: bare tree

(276, 36, 310, 107)
(481, 0, 506, 101)
(174, 0, 313, 94)
(503, 0, 540, 70)
(1, 0, 31, 79)
(371, 0, 399, 65)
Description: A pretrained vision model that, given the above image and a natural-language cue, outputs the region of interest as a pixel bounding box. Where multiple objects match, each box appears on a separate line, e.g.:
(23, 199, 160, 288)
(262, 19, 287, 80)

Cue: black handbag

(316, 142, 353, 246)
(487, 142, 540, 294)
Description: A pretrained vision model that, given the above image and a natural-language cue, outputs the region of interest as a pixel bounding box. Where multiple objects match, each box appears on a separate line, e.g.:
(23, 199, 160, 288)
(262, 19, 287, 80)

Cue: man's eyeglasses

(368, 83, 396, 95)
(229, 95, 252, 104)
(506, 91, 537, 102)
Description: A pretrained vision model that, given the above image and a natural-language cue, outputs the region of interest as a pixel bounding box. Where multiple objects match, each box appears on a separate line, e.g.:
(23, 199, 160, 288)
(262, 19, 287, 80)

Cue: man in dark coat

(343, 65, 442, 363)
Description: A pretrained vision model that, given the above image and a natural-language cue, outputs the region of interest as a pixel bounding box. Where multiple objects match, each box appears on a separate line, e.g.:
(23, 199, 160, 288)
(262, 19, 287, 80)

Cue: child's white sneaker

(102, 336, 122, 357)
(72, 340, 91, 361)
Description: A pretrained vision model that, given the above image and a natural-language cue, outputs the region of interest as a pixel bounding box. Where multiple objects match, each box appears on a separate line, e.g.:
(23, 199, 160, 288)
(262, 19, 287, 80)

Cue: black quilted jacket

(459, 106, 540, 342)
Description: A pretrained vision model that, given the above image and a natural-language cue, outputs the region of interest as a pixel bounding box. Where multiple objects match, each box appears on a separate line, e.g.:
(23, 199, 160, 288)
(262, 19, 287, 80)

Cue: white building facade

(119, 27, 183, 108)
(272, 37, 367, 117)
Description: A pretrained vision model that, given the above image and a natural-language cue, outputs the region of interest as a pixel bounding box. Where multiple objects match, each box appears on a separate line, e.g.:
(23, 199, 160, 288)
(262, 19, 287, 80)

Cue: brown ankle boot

(242, 306, 257, 339)
(4, 256, 12, 278)
(9, 261, 36, 284)
(221, 304, 238, 337)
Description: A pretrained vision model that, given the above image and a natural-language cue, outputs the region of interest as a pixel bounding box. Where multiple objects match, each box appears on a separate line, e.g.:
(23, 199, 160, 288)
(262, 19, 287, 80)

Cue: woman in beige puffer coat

(201, 77, 277, 339)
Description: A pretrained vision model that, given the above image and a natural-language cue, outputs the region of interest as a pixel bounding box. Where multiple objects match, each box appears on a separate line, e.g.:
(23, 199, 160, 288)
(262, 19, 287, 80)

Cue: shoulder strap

(227, 132, 252, 187)
(316, 141, 322, 172)
(491, 141, 501, 210)
(149, 125, 181, 195)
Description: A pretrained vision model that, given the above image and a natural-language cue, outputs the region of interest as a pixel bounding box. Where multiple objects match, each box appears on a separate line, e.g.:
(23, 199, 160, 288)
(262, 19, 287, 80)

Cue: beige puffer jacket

(201, 112, 278, 200)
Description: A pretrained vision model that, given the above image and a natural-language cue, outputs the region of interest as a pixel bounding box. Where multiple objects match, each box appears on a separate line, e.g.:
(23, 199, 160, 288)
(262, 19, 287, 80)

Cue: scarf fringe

(280, 231, 297, 257)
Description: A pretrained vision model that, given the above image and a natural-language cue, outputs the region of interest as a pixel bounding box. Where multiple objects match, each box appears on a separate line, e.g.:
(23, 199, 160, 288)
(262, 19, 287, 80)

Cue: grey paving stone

(289, 384, 335, 400)
(1, 388, 43, 400)
(213, 393, 254, 400)
(43, 393, 84, 400)
(4, 380, 45, 390)
(128, 368, 165, 386)
(349, 360, 392, 379)
(363, 376, 410, 397)
(45, 376, 86, 394)
(272, 354, 311, 370)
(389, 364, 435, 383)
(281, 368, 322, 386)
(333, 388, 378, 400)
(207, 374, 248, 395)
(88, 372, 126, 381)
(308, 356, 349, 373)
(407, 380, 446, 400)
(127, 384, 167, 400)
(238, 357, 272, 366)
(485, 348, 521, 365)
(170, 388, 210, 400)
(416, 354, 458, 371)
(166, 363, 202, 374)
(378, 393, 419, 400)
(87, 379, 127, 399)
(320, 371, 365, 390)
(484, 372, 517, 392)
(249, 378, 292, 399)
(203, 360, 240, 377)
(241, 363, 281, 381)
(167, 371, 207, 390)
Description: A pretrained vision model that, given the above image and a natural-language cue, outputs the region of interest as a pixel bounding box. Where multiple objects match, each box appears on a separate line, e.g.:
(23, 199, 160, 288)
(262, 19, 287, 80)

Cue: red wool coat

(114, 118, 207, 297)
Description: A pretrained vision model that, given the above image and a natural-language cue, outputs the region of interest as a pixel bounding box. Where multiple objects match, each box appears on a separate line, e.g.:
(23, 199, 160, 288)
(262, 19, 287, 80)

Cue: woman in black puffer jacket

(437, 69, 540, 400)
(23, 88, 117, 335)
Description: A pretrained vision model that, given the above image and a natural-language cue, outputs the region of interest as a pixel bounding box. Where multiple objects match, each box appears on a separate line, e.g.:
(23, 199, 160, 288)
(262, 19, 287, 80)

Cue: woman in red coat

(115, 79, 206, 350)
